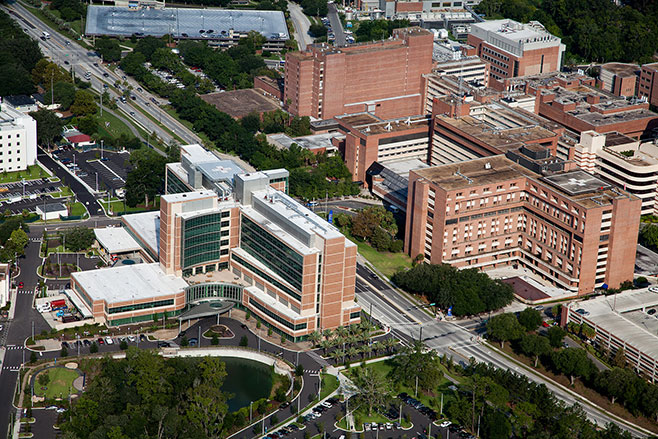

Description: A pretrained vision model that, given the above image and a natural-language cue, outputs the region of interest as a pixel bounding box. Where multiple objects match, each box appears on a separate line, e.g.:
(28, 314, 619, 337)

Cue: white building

(574, 130, 658, 216)
(36, 203, 68, 221)
(0, 102, 37, 173)
(0, 264, 9, 309)
(563, 288, 658, 382)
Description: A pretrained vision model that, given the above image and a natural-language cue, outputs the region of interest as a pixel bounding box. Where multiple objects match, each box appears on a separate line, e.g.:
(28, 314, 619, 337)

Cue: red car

(98, 338, 104, 345)
(542, 321, 550, 328)
(17, 281, 24, 288)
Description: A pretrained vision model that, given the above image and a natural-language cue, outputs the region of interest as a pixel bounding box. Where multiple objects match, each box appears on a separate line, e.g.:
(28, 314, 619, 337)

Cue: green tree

(31, 59, 70, 86)
(70, 90, 97, 117)
(60, 346, 68, 357)
(552, 347, 594, 385)
(124, 148, 168, 207)
(295, 364, 304, 377)
(37, 371, 50, 386)
(352, 365, 392, 416)
(48, 81, 76, 109)
(486, 313, 525, 349)
(90, 341, 98, 353)
(519, 333, 551, 367)
(517, 307, 543, 331)
(77, 115, 98, 135)
(392, 340, 443, 392)
(95, 37, 122, 62)
(30, 109, 64, 147)
(239, 335, 248, 347)
(63, 227, 95, 252)
(183, 357, 229, 437)
(482, 410, 512, 439)
(612, 347, 626, 368)
(547, 325, 566, 348)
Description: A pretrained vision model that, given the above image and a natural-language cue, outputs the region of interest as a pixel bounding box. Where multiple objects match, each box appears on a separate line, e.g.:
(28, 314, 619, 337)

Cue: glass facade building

(181, 212, 228, 269)
(240, 215, 304, 292)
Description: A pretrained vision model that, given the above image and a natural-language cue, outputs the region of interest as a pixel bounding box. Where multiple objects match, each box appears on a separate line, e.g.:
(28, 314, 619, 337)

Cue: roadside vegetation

(486, 310, 658, 430)
(392, 263, 514, 317)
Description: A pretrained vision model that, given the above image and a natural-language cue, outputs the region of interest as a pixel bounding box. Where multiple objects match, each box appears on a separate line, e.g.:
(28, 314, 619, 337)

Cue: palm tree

(371, 341, 383, 356)
(320, 339, 332, 356)
(360, 344, 372, 360)
(383, 338, 398, 354)
(329, 350, 342, 365)
(346, 346, 358, 363)
(322, 328, 333, 341)
(335, 326, 348, 338)
(307, 330, 322, 347)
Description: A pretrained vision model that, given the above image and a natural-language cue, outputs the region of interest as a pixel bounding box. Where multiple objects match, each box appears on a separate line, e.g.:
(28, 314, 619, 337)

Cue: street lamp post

(101, 140, 104, 160)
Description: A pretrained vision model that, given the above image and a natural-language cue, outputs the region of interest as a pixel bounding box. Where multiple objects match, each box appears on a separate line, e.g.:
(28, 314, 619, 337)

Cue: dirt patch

(206, 324, 233, 338)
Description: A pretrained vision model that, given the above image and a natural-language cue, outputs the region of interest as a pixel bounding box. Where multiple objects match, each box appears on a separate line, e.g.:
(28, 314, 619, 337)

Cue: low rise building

(599, 63, 640, 98)
(638, 63, 658, 107)
(429, 103, 562, 166)
(200, 89, 281, 119)
(335, 113, 431, 182)
(36, 203, 67, 221)
(405, 153, 641, 295)
(0, 102, 37, 173)
(467, 20, 565, 81)
(367, 158, 429, 211)
(562, 288, 658, 381)
(574, 130, 658, 216)
(267, 132, 342, 155)
(0, 264, 9, 309)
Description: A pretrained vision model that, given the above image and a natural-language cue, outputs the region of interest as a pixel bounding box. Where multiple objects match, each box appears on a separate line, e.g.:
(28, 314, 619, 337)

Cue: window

(108, 299, 174, 314)
(232, 254, 301, 301)
(249, 298, 306, 330)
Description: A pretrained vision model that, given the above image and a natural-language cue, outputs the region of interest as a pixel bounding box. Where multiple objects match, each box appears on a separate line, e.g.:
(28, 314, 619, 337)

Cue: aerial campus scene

(3, 0, 658, 438)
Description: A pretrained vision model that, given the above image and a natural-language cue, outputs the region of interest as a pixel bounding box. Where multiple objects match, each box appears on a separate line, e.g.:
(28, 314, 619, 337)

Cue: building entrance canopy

(178, 299, 235, 322)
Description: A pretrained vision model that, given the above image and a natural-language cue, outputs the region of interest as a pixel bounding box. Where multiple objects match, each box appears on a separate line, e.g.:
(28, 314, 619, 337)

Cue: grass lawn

(0, 165, 48, 184)
(34, 368, 78, 399)
(100, 197, 159, 214)
(320, 373, 339, 400)
(50, 186, 73, 198)
(345, 232, 412, 279)
(69, 202, 88, 217)
(96, 111, 135, 140)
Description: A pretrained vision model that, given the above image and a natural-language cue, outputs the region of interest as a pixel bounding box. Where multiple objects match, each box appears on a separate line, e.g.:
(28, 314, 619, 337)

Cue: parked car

(105, 336, 114, 345)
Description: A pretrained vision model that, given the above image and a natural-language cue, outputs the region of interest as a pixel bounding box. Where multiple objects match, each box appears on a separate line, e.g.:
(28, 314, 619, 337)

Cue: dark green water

(221, 357, 274, 412)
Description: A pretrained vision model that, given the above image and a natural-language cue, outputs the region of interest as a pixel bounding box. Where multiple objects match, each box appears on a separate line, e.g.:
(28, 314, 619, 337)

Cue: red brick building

(284, 27, 433, 120)
(467, 20, 565, 82)
(638, 63, 658, 107)
(334, 113, 431, 182)
(404, 154, 641, 295)
(599, 63, 639, 98)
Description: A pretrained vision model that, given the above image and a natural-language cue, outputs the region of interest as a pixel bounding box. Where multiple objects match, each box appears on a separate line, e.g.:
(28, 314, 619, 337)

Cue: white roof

(94, 227, 142, 254)
(72, 263, 188, 304)
(161, 190, 216, 203)
(569, 289, 658, 361)
(122, 211, 160, 255)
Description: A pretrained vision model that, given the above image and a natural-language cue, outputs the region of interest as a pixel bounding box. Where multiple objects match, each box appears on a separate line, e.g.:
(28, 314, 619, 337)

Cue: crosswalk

(2, 366, 20, 372)
(16, 290, 35, 295)
(303, 369, 321, 375)
(30, 238, 42, 242)
(4, 345, 24, 350)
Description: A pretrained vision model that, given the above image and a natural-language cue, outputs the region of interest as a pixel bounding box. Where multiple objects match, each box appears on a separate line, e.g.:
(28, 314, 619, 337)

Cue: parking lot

(266, 392, 446, 439)
(0, 178, 62, 201)
(0, 194, 70, 215)
(53, 149, 131, 193)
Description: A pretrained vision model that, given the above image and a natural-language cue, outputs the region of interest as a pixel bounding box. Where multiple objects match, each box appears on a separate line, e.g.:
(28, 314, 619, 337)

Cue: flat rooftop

(436, 115, 555, 152)
(85, 6, 289, 40)
(336, 113, 430, 135)
(415, 155, 632, 208)
(568, 288, 658, 361)
(161, 190, 216, 204)
(601, 63, 639, 77)
(122, 211, 160, 256)
(72, 263, 188, 304)
(94, 227, 142, 254)
(181, 144, 217, 164)
(267, 132, 342, 152)
(541, 170, 611, 196)
(37, 203, 67, 213)
(470, 19, 561, 45)
(200, 89, 280, 119)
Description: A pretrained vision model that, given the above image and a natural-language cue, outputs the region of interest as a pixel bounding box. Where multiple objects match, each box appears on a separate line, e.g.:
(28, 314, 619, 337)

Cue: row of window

(249, 298, 307, 331)
(241, 215, 304, 291)
(232, 253, 301, 301)
(107, 298, 174, 315)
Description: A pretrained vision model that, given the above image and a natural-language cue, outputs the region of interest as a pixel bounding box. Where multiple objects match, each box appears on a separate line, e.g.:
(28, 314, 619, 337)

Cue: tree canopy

(30, 109, 64, 147)
(475, 0, 658, 63)
(0, 10, 43, 95)
(392, 263, 514, 316)
(62, 349, 231, 439)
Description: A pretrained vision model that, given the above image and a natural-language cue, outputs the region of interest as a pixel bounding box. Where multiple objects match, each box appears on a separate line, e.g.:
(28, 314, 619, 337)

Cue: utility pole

(51, 72, 54, 107)
(198, 325, 201, 348)
(415, 375, 418, 397)
(101, 139, 104, 160)
(100, 92, 103, 117)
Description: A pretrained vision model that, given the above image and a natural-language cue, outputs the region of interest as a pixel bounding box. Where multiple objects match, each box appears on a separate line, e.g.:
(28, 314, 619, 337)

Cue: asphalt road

(54, 149, 130, 193)
(353, 263, 653, 437)
(327, 4, 346, 47)
(4, 2, 201, 147)
(287, 1, 313, 50)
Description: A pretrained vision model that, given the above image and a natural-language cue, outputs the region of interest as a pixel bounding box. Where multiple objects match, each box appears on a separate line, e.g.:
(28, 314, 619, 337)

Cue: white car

(440, 421, 452, 428)
(127, 335, 136, 342)
(105, 337, 114, 345)
(56, 408, 66, 413)
(364, 424, 371, 431)
(386, 423, 393, 430)
(321, 401, 332, 408)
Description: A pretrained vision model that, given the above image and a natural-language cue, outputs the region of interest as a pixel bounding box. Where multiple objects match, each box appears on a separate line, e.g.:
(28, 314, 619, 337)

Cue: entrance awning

(178, 300, 235, 322)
